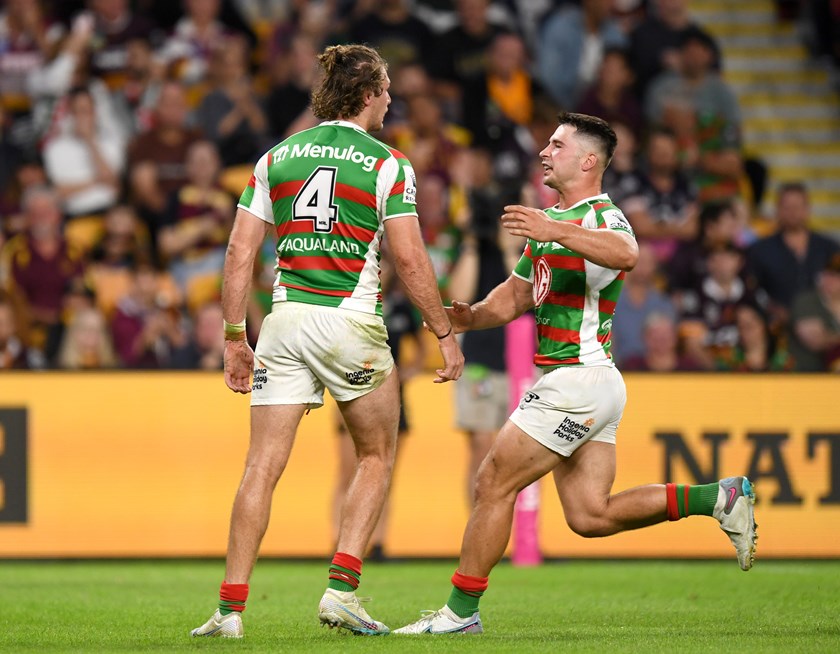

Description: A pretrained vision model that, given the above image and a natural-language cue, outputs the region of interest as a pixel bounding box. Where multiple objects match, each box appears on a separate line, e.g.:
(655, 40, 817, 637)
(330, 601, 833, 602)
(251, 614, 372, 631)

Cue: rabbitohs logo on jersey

(533, 257, 552, 306)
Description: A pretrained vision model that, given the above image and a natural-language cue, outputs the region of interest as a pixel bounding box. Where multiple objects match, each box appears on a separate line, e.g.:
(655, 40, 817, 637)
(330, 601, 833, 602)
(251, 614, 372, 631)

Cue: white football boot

(394, 605, 483, 634)
(318, 588, 390, 635)
(190, 609, 243, 638)
(713, 476, 758, 571)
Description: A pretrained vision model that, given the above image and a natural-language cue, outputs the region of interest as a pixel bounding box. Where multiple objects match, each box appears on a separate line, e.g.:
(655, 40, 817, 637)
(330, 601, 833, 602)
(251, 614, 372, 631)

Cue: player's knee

(565, 513, 610, 538)
(473, 458, 517, 505)
(356, 449, 395, 477)
(244, 457, 287, 487)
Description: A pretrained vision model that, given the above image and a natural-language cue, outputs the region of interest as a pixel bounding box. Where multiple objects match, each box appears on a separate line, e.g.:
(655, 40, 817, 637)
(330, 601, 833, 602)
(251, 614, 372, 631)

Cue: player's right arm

(221, 210, 271, 394)
(222, 151, 275, 393)
(448, 274, 534, 334)
(501, 204, 639, 271)
(384, 215, 464, 383)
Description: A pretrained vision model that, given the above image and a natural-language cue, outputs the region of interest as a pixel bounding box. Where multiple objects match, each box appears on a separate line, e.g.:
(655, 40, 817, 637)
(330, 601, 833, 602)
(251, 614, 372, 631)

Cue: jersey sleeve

(595, 203, 635, 238)
(512, 242, 535, 283)
(237, 152, 274, 224)
(377, 151, 418, 221)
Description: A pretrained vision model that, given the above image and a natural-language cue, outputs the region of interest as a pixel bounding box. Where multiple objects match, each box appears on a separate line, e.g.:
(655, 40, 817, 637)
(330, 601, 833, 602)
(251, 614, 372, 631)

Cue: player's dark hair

(557, 111, 618, 169)
(311, 44, 387, 121)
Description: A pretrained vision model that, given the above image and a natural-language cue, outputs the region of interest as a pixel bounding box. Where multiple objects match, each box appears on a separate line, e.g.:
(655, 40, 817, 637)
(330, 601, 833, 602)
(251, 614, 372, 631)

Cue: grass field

(2, 559, 839, 653)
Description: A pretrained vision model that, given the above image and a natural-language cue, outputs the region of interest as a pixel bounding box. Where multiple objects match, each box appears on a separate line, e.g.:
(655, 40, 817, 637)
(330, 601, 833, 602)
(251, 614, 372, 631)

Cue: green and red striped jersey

(238, 120, 418, 316)
(512, 194, 635, 369)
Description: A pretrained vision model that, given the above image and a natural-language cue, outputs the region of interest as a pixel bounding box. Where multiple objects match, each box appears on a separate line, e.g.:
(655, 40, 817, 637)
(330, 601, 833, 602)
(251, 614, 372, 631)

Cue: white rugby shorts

(251, 302, 395, 408)
(509, 364, 626, 457)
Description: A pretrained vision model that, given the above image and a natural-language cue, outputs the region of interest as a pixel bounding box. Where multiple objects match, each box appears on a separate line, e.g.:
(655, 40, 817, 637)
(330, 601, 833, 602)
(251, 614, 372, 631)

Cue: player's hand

(444, 301, 474, 334)
(501, 205, 557, 243)
(224, 340, 254, 393)
(434, 332, 464, 384)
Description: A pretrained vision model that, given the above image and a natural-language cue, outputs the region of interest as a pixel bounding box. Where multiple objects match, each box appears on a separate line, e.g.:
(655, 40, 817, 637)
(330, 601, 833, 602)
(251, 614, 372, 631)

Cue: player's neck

(553, 182, 604, 210)
(335, 114, 370, 133)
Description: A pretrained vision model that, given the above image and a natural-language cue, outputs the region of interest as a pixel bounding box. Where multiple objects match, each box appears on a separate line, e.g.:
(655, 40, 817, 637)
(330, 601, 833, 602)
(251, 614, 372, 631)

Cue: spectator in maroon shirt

(158, 0, 241, 89)
(1, 185, 85, 364)
(110, 263, 187, 368)
(87, 0, 161, 93)
(127, 80, 202, 254)
(0, 0, 65, 128)
(158, 139, 232, 295)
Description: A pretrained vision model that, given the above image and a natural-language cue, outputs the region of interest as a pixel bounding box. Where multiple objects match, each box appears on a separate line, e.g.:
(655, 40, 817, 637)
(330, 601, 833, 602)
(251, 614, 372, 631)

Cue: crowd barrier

(0, 372, 837, 558)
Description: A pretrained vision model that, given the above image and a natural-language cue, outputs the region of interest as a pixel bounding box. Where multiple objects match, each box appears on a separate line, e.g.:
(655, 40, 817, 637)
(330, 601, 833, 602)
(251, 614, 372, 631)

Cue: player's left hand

(224, 340, 254, 394)
(501, 205, 557, 242)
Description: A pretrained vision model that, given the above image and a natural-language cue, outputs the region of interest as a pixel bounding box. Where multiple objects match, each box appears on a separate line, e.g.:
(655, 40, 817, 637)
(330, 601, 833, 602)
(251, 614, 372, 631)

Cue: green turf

(2, 560, 838, 653)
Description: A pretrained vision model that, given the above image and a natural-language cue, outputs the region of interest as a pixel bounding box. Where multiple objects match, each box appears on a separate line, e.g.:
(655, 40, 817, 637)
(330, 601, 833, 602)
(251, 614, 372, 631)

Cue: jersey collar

(321, 120, 367, 132)
(556, 193, 610, 211)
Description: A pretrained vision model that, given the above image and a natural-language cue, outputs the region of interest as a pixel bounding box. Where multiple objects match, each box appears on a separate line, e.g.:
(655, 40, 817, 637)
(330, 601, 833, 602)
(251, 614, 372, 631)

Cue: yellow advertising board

(0, 372, 837, 558)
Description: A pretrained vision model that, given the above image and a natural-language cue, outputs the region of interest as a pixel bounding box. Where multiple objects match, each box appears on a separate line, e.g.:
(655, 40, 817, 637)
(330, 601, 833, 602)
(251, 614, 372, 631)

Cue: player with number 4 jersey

(239, 121, 418, 316)
(191, 44, 463, 641)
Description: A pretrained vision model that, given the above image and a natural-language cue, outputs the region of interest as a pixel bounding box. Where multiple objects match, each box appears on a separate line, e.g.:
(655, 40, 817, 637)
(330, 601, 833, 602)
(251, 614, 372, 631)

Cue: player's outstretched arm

(221, 209, 270, 393)
(451, 274, 534, 332)
(501, 204, 638, 271)
(384, 215, 464, 383)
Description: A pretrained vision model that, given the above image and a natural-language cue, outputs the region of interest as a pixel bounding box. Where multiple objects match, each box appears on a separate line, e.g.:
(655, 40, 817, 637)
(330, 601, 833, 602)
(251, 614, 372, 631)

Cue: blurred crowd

(1, 0, 839, 373)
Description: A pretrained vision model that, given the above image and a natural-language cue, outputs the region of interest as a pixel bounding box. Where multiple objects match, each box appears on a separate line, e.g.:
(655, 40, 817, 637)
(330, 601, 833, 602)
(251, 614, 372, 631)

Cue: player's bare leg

(466, 430, 494, 507)
(553, 441, 666, 537)
(553, 442, 756, 569)
(191, 404, 305, 638)
(331, 419, 356, 546)
(334, 368, 400, 558)
(332, 415, 396, 561)
(318, 368, 400, 635)
(226, 404, 307, 582)
(395, 421, 557, 634)
(458, 422, 562, 577)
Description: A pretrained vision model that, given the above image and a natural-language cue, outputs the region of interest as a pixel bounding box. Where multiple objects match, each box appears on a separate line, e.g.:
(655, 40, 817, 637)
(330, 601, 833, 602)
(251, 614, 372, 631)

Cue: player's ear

(581, 152, 598, 172)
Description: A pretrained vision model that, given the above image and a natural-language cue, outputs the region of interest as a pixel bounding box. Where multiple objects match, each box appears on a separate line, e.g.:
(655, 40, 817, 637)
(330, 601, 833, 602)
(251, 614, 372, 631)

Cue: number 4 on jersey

(293, 166, 339, 233)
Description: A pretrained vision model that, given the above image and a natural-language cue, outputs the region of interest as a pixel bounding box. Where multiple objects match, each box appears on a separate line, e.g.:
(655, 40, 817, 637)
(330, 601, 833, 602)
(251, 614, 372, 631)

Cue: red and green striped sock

(447, 570, 488, 619)
(328, 552, 362, 592)
(665, 482, 720, 520)
(219, 581, 248, 615)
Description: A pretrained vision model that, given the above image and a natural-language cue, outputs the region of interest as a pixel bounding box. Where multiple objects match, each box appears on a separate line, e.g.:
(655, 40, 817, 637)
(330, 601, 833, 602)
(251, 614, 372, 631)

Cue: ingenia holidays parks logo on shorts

(253, 360, 268, 391)
(345, 364, 376, 386)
